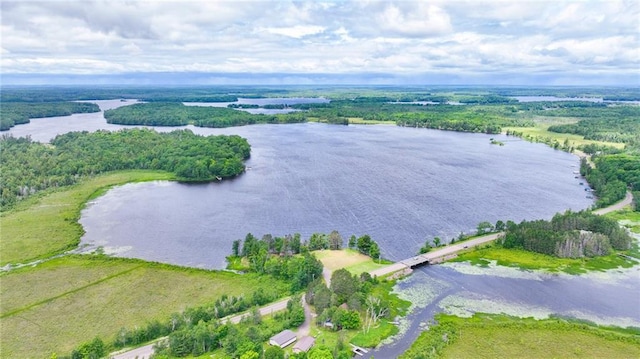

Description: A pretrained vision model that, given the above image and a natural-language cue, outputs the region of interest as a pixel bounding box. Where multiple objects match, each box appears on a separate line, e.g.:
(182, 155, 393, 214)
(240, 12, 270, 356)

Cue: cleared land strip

(0, 265, 142, 319)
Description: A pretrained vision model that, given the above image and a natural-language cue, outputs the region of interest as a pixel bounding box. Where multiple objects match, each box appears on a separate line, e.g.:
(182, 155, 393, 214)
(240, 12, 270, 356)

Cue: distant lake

(184, 97, 329, 114)
(76, 123, 592, 269)
(512, 96, 605, 103)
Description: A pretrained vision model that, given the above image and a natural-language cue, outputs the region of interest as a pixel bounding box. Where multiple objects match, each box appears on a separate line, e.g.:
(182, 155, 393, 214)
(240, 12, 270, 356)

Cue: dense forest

(581, 154, 640, 207)
(0, 87, 247, 102)
(0, 129, 250, 208)
(0, 102, 99, 130)
(500, 211, 632, 257)
(2, 86, 637, 103)
(104, 102, 306, 127)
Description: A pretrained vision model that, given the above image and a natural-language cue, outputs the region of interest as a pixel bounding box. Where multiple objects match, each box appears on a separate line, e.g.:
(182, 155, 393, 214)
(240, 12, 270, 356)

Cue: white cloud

(263, 25, 325, 39)
(0, 0, 637, 85)
(377, 3, 452, 37)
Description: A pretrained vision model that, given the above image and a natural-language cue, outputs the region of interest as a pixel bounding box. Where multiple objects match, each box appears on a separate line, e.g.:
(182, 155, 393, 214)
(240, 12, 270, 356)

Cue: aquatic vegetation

(439, 293, 554, 320)
(441, 261, 547, 281)
(393, 274, 450, 311)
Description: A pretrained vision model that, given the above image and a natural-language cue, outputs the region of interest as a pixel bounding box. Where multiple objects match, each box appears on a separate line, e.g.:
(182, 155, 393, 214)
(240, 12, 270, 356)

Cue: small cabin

(269, 329, 297, 348)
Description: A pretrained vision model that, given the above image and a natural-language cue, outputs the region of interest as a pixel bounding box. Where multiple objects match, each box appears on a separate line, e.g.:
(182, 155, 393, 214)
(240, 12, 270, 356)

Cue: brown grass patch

(313, 249, 372, 271)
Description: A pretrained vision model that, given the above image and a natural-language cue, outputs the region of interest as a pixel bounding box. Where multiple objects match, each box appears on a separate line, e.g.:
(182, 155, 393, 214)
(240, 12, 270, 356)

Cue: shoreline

(2, 121, 627, 271)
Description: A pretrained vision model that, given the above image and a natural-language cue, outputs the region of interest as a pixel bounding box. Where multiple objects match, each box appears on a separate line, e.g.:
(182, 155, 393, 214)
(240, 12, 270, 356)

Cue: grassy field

(0, 170, 176, 266)
(0, 170, 292, 358)
(504, 122, 625, 149)
(313, 249, 389, 275)
(0, 256, 288, 358)
(401, 313, 640, 359)
(606, 209, 640, 234)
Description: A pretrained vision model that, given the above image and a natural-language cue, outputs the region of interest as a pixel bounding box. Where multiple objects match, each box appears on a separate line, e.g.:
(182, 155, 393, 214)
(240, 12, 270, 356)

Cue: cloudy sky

(1, 0, 639, 85)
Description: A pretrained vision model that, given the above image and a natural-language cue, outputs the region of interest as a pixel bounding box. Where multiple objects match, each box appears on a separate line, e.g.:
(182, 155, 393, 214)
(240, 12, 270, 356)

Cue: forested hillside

(0, 129, 250, 208)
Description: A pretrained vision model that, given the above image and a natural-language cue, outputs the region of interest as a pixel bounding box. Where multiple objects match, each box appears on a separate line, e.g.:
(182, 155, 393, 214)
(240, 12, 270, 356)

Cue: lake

(6, 99, 637, 356)
(5, 102, 593, 269)
(512, 96, 605, 103)
(77, 124, 593, 269)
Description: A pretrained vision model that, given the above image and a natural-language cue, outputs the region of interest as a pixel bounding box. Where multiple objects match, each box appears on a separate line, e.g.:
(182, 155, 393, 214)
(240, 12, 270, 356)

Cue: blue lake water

(6, 99, 638, 356)
(75, 123, 593, 269)
(5, 101, 593, 268)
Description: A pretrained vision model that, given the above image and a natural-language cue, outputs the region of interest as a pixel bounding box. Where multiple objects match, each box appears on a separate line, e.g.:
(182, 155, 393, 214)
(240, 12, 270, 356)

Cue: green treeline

(500, 211, 632, 258)
(68, 287, 300, 358)
(0, 129, 249, 209)
(581, 154, 640, 208)
(0, 102, 99, 130)
(293, 99, 531, 133)
(393, 108, 507, 134)
(100, 99, 534, 133)
(104, 102, 305, 127)
(531, 104, 639, 208)
(156, 297, 306, 358)
(0, 87, 243, 102)
(547, 106, 640, 146)
(229, 233, 324, 292)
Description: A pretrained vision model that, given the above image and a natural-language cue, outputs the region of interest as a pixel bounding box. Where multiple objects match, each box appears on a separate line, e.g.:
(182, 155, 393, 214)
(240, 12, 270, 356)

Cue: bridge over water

(368, 191, 635, 279)
(368, 232, 503, 278)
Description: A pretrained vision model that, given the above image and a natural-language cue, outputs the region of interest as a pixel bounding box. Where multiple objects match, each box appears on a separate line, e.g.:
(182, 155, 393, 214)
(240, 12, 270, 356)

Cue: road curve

(593, 191, 633, 215)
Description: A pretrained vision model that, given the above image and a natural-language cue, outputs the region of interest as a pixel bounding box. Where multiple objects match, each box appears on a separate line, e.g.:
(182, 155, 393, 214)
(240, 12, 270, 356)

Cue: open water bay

(76, 123, 592, 268)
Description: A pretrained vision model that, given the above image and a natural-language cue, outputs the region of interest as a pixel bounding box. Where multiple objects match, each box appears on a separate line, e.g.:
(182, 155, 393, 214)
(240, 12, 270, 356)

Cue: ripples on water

(8, 99, 638, 356)
(75, 122, 593, 269)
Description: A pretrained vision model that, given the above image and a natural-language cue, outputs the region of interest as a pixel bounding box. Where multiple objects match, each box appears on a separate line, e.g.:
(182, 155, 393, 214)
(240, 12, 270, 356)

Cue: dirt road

(110, 298, 292, 359)
(594, 191, 633, 215)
